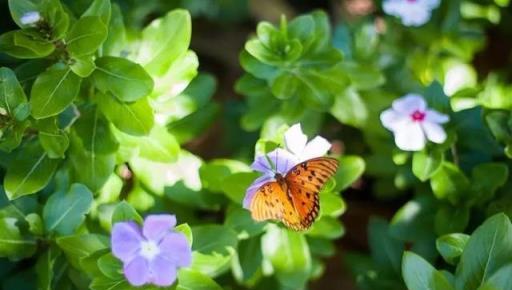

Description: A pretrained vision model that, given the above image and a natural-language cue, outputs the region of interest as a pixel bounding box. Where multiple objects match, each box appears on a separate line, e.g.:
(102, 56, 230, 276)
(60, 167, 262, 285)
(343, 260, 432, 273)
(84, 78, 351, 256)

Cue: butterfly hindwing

(249, 181, 304, 230)
(285, 157, 339, 230)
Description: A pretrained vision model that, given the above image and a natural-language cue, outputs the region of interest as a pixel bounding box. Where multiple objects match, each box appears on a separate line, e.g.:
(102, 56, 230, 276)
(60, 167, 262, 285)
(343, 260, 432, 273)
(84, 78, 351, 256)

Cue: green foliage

(0, 0, 511, 289)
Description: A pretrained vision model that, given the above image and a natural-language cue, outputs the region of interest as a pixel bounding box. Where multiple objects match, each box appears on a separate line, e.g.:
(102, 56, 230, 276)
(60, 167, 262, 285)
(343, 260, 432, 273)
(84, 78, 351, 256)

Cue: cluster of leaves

(0, 0, 364, 289)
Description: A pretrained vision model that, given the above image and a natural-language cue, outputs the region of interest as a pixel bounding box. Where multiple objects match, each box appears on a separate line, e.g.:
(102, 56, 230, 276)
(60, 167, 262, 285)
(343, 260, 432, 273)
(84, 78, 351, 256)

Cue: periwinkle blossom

(243, 124, 332, 208)
(380, 94, 449, 151)
(20, 11, 41, 25)
(284, 123, 331, 163)
(383, 0, 440, 27)
(111, 215, 192, 287)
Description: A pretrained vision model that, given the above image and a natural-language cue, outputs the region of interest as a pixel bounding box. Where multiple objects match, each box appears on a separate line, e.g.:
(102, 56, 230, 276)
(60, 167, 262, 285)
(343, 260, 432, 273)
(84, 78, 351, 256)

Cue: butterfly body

(249, 157, 339, 231)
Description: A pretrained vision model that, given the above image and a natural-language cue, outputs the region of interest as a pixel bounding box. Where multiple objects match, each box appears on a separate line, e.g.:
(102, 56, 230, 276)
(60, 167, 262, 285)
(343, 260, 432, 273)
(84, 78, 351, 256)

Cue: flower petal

(267, 148, 298, 174)
(250, 154, 273, 174)
(111, 222, 142, 263)
(159, 232, 192, 267)
(425, 109, 449, 124)
(422, 121, 447, 144)
(123, 256, 149, 287)
(148, 256, 177, 287)
(284, 124, 308, 156)
(394, 121, 426, 151)
(392, 94, 426, 115)
(301, 136, 331, 161)
(380, 108, 408, 131)
(243, 173, 274, 209)
(143, 215, 176, 242)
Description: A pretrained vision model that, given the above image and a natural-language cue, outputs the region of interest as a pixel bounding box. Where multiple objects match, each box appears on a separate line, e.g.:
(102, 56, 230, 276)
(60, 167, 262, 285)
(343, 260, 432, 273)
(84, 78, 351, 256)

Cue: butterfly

(249, 157, 339, 231)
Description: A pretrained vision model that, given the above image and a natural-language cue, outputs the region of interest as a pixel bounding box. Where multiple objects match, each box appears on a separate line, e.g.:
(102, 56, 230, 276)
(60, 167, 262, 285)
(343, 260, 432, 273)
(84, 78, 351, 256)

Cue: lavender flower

(20, 11, 41, 25)
(111, 214, 192, 287)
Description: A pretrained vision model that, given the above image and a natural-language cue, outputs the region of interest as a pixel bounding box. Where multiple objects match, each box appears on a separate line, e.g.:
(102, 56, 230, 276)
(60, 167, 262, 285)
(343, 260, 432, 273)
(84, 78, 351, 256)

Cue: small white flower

(380, 94, 449, 151)
(383, 0, 440, 27)
(284, 123, 331, 163)
(20, 11, 41, 26)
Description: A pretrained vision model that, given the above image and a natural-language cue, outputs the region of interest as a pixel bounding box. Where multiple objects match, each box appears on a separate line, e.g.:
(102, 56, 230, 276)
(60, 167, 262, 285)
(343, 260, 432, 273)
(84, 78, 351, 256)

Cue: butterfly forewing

(249, 181, 305, 231)
(285, 157, 339, 229)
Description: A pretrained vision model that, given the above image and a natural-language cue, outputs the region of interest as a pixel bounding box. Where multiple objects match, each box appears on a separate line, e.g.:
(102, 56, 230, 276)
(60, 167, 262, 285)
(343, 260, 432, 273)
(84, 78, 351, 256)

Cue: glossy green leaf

(455, 214, 512, 290)
(402, 251, 454, 290)
(0, 67, 28, 116)
(93, 57, 154, 102)
(30, 64, 81, 119)
(436, 233, 470, 266)
(478, 264, 512, 290)
(70, 56, 96, 78)
(430, 162, 470, 204)
(137, 9, 191, 75)
(177, 269, 223, 290)
(74, 106, 119, 155)
(35, 247, 60, 290)
(0, 217, 37, 260)
(43, 183, 93, 235)
(97, 93, 154, 136)
(413, 149, 444, 182)
(83, 0, 111, 25)
(111, 201, 142, 225)
(66, 16, 107, 57)
(36, 117, 69, 158)
(4, 141, 59, 199)
(334, 155, 365, 192)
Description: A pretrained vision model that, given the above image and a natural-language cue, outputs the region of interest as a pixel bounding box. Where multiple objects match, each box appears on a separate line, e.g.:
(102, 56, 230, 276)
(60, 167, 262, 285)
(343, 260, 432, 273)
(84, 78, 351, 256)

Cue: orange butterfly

(249, 157, 339, 231)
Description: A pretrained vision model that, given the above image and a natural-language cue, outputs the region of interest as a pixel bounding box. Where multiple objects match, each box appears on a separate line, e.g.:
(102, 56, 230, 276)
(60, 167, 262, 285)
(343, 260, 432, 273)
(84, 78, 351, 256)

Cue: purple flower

(111, 215, 192, 287)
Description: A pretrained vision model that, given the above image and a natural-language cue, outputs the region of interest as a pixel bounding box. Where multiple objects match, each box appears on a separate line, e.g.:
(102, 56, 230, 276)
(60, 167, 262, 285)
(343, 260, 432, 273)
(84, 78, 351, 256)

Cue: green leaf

(41, 0, 70, 40)
(368, 218, 403, 273)
(390, 195, 436, 241)
(478, 264, 512, 290)
(319, 191, 346, 218)
(82, 0, 111, 25)
(97, 93, 154, 136)
(56, 233, 109, 269)
(224, 207, 265, 239)
(412, 149, 444, 182)
(402, 251, 455, 290)
(13, 30, 54, 55)
(262, 224, 312, 289)
(455, 213, 512, 290)
(334, 155, 365, 192)
(330, 87, 368, 128)
(66, 16, 107, 57)
(435, 206, 469, 235)
(111, 201, 142, 225)
(306, 216, 344, 239)
(0, 31, 52, 59)
(4, 141, 59, 199)
(36, 117, 69, 158)
(137, 9, 191, 75)
(175, 223, 193, 245)
(0, 67, 28, 116)
(43, 183, 93, 235)
(74, 106, 119, 155)
(8, 0, 39, 28)
(177, 269, 223, 290)
(25, 213, 43, 235)
(191, 225, 238, 277)
(70, 56, 96, 78)
(102, 4, 126, 56)
(97, 253, 123, 280)
(339, 62, 385, 90)
(167, 103, 219, 144)
(0, 217, 37, 260)
(430, 162, 470, 204)
(68, 134, 116, 192)
(30, 64, 81, 119)
(231, 236, 262, 284)
(133, 125, 180, 162)
(436, 233, 470, 266)
(221, 172, 259, 204)
(35, 246, 60, 290)
(471, 163, 508, 204)
(93, 57, 154, 102)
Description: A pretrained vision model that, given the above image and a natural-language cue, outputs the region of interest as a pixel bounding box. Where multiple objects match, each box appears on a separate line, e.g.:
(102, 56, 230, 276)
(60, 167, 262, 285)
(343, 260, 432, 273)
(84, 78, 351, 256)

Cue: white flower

(284, 123, 331, 163)
(20, 11, 41, 25)
(380, 94, 449, 151)
(383, 0, 440, 27)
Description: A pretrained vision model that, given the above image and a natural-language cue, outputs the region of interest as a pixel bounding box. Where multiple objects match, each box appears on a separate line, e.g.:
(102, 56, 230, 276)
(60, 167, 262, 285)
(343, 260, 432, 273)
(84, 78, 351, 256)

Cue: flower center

(139, 240, 160, 260)
(410, 110, 426, 122)
(406, 0, 417, 3)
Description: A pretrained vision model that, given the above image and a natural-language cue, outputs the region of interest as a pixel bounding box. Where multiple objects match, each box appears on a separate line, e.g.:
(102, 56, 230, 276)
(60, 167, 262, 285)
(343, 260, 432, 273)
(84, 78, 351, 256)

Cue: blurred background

(1, 0, 512, 289)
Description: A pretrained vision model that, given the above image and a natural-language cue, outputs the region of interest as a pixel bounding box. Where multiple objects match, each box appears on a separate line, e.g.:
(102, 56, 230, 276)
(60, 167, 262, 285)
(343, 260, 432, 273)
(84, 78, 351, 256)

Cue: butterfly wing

(285, 157, 339, 230)
(249, 181, 304, 230)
